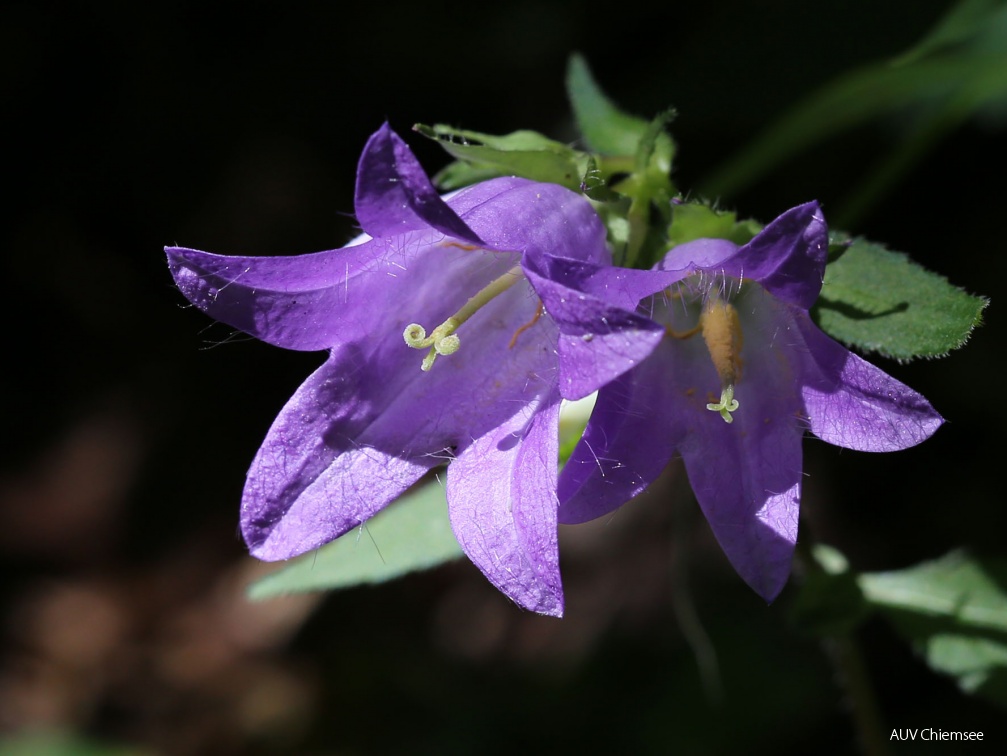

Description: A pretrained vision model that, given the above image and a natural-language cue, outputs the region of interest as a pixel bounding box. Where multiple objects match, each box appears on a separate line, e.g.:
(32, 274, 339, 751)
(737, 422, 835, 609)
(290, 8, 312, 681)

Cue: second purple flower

(558, 203, 944, 601)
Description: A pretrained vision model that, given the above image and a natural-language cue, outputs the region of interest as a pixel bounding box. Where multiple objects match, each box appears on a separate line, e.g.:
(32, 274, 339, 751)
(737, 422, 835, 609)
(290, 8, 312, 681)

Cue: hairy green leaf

(815, 239, 987, 359)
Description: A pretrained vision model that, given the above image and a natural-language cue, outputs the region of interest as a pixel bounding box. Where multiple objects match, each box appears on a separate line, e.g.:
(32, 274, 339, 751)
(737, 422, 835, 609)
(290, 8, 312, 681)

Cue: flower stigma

(403, 264, 525, 371)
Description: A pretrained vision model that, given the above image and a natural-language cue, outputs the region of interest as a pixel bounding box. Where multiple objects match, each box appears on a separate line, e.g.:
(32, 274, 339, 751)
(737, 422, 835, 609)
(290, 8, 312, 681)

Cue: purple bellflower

(167, 124, 668, 616)
(557, 202, 943, 601)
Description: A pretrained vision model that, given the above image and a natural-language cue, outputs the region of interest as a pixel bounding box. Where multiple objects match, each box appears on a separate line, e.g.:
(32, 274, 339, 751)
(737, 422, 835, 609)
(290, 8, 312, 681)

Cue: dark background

(1, 1, 1002, 753)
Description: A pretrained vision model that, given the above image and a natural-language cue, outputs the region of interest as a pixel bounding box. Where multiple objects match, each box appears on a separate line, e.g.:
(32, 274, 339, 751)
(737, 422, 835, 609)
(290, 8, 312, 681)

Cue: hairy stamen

(700, 297, 744, 422)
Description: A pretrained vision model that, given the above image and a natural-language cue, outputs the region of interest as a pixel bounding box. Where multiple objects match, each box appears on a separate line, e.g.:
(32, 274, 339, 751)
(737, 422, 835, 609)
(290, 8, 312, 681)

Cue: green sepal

(579, 155, 619, 202)
(614, 110, 678, 268)
(593, 199, 632, 256)
(814, 238, 988, 360)
(667, 202, 763, 248)
(415, 123, 587, 191)
(433, 161, 511, 191)
(859, 550, 1007, 706)
(247, 479, 463, 600)
(633, 107, 676, 177)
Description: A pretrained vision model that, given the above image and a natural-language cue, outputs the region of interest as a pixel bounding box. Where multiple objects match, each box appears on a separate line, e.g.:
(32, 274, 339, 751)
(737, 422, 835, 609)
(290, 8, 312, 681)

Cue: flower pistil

(403, 264, 526, 371)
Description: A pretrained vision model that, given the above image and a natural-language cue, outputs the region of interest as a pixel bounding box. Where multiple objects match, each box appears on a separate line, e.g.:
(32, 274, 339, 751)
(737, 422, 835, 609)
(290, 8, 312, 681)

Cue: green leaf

(248, 480, 463, 600)
(0, 731, 147, 756)
(860, 551, 1007, 633)
(814, 238, 987, 360)
(704, 57, 1007, 201)
(703, 0, 1007, 215)
(415, 123, 586, 190)
(566, 53, 660, 157)
(893, 0, 1005, 67)
(859, 551, 1007, 706)
(925, 634, 1007, 697)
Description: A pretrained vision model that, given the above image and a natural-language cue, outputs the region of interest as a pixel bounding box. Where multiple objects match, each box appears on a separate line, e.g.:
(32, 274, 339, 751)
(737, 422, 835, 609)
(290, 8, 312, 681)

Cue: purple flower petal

(660, 202, 827, 310)
(167, 178, 610, 353)
(354, 123, 482, 243)
(552, 326, 664, 402)
(166, 229, 513, 353)
(558, 351, 681, 524)
(522, 255, 674, 400)
(243, 353, 435, 560)
(525, 254, 684, 312)
(468, 183, 612, 268)
(167, 241, 396, 351)
(680, 414, 803, 603)
(447, 390, 564, 616)
(242, 268, 563, 563)
(796, 318, 944, 451)
(729, 201, 828, 309)
(658, 237, 740, 274)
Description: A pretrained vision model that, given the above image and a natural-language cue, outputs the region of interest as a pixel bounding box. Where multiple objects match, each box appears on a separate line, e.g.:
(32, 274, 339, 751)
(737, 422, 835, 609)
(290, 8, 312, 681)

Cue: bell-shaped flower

(557, 202, 943, 601)
(167, 124, 666, 616)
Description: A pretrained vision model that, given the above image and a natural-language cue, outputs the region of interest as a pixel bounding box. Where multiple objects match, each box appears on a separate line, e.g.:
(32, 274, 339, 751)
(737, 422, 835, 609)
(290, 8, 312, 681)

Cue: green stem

(829, 635, 891, 756)
(670, 485, 723, 703)
(794, 537, 890, 756)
